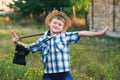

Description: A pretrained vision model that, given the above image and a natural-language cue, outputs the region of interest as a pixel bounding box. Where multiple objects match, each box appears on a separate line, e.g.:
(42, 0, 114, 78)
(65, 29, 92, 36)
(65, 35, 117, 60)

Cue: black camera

(13, 44, 30, 66)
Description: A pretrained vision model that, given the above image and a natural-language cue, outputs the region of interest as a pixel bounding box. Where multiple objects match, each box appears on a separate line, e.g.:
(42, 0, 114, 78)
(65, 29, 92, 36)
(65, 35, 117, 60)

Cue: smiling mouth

(53, 26, 60, 29)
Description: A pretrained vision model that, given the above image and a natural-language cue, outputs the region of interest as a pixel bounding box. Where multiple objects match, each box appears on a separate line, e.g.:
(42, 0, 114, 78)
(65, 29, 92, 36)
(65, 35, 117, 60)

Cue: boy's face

(48, 17, 65, 35)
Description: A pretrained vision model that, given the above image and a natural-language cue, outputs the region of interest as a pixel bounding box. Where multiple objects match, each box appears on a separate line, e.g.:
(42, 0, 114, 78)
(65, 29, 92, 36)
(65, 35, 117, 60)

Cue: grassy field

(0, 24, 120, 80)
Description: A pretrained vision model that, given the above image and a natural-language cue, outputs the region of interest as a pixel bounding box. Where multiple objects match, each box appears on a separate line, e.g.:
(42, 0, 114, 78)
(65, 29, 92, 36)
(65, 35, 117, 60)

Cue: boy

(11, 10, 108, 80)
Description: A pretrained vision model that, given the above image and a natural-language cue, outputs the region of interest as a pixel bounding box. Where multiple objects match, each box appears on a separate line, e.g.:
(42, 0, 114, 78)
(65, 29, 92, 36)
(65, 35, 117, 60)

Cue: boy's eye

(53, 22, 57, 24)
(53, 22, 62, 26)
(58, 23, 62, 26)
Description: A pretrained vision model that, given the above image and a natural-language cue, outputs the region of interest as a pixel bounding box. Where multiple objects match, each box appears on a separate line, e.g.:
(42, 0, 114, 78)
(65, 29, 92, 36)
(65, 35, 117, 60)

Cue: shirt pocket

(55, 42, 65, 52)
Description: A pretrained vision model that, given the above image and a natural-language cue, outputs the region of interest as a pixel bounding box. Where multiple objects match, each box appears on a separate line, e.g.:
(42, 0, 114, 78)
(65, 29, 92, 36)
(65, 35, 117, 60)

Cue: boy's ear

(48, 22, 51, 26)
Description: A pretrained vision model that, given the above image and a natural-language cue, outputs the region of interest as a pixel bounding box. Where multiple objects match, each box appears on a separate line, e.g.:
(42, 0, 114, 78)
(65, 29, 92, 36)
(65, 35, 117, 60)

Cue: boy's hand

(99, 25, 109, 35)
(11, 31, 19, 44)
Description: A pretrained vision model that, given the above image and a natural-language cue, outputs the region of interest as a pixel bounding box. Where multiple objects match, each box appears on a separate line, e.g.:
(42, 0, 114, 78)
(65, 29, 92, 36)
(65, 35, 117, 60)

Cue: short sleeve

(65, 31, 80, 45)
(29, 39, 41, 53)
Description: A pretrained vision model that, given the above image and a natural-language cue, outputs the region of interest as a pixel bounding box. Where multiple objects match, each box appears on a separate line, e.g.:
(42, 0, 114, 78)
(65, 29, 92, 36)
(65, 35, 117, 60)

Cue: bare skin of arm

(11, 31, 29, 48)
(78, 26, 109, 37)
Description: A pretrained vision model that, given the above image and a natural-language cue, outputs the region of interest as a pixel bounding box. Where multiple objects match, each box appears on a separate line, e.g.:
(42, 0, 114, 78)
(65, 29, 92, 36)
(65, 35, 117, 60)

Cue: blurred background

(0, 0, 120, 80)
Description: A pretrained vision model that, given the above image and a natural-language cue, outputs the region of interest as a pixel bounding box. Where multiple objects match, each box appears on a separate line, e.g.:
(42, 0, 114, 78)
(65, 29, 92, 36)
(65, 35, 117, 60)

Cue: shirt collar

(44, 30, 63, 38)
(44, 30, 50, 36)
(43, 30, 52, 40)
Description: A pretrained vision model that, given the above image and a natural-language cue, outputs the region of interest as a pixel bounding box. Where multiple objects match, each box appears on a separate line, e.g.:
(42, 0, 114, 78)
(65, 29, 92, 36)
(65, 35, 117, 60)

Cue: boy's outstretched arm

(11, 31, 29, 48)
(78, 26, 109, 37)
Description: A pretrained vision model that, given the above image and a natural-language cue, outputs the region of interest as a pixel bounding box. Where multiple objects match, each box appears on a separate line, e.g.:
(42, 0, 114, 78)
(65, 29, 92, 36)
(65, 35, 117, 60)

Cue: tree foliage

(71, 0, 90, 17)
(10, 0, 45, 17)
(44, 0, 72, 11)
(9, 0, 90, 22)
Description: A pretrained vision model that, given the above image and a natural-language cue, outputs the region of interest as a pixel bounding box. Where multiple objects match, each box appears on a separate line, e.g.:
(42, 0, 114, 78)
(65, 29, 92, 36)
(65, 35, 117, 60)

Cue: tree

(9, 0, 90, 23)
(71, 0, 90, 18)
(9, 0, 72, 23)
(44, 0, 71, 11)
(10, 0, 71, 17)
(10, 0, 44, 17)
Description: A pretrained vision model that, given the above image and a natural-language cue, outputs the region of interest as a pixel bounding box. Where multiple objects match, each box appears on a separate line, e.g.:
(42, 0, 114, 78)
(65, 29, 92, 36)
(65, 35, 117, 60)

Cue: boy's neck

(49, 31, 61, 36)
(50, 31, 56, 36)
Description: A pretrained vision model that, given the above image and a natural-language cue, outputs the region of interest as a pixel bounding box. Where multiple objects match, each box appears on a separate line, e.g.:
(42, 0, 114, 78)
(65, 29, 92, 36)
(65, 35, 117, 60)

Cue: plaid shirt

(29, 31, 80, 73)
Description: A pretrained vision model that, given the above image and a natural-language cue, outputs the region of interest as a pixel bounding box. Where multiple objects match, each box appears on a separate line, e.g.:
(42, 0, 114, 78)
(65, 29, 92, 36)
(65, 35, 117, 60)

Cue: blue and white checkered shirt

(29, 31, 80, 73)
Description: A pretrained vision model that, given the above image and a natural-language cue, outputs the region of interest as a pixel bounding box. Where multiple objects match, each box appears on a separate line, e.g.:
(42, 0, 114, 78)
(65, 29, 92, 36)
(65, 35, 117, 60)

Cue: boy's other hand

(11, 31, 19, 44)
(99, 25, 109, 35)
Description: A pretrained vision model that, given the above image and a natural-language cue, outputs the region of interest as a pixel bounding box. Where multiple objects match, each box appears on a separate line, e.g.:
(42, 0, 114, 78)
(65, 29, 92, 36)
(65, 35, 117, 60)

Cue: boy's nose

(55, 23, 59, 27)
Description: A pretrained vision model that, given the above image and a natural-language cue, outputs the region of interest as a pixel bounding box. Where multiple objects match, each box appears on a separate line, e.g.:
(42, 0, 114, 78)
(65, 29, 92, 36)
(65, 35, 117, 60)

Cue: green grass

(0, 25, 120, 80)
